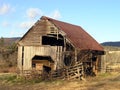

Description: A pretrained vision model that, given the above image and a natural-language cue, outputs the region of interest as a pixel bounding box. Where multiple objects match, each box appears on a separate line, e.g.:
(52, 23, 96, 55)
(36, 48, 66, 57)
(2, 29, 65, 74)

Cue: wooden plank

(17, 46, 22, 69)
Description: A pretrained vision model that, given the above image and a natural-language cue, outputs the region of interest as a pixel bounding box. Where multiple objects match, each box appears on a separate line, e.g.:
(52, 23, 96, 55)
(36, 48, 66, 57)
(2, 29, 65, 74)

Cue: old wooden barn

(17, 16, 104, 79)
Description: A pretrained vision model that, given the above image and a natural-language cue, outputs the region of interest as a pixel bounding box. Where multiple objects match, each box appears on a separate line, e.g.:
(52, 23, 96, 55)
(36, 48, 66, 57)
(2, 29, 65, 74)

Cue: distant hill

(0, 37, 20, 46)
(101, 41, 120, 47)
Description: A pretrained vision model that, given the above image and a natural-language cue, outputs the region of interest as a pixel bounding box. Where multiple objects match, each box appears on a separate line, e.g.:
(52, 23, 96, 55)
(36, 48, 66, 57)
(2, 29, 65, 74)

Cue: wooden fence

(19, 62, 83, 80)
(101, 51, 120, 73)
(106, 65, 120, 72)
(50, 63, 83, 80)
(65, 63, 83, 80)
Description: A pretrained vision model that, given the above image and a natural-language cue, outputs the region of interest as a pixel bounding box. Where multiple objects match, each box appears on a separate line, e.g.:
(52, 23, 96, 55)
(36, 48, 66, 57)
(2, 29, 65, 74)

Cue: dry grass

(0, 72, 120, 90)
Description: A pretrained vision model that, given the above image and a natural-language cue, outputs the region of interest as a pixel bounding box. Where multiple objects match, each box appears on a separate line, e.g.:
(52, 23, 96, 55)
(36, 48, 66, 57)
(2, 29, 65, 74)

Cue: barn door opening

(64, 54, 72, 66)
(83, 56, 97, 77)
(32, 55, 54, 71)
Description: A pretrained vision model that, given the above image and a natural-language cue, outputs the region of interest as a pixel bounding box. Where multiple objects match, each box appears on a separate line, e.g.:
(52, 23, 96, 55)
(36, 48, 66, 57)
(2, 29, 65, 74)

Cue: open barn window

(66, 42, 74, 51)
(42, 34, 64, 46)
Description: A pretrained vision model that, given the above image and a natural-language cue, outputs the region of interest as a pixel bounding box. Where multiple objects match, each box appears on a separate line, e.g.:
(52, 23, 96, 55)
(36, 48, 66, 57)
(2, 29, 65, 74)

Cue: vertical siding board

(101, 51, 120, 72)
(20, 46, 62, 70)
(23, 46, 31, 70)
(17, 46, 22, 70)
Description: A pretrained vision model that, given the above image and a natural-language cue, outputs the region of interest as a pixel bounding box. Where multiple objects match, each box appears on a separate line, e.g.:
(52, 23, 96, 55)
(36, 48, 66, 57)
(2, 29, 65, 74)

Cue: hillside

(0, 37, 20, 73)
(101, 41, 120, 47)
(101, 41, 120, 51)
(0, 37, 20, 46)
(4, 37, 20, 45)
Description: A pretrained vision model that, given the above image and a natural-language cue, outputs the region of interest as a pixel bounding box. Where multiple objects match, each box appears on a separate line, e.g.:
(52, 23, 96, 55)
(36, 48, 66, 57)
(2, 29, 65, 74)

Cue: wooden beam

(75, 49, 77, 64)
(63, 36, 66, 51)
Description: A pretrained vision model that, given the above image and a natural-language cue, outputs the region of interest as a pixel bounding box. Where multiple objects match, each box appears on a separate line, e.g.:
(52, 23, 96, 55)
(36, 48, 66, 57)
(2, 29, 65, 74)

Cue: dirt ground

(0, 72, 120, 90)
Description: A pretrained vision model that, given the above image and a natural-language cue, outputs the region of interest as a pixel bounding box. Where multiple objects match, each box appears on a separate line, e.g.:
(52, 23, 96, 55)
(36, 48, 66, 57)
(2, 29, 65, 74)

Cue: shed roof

(41, 16, 103, 51)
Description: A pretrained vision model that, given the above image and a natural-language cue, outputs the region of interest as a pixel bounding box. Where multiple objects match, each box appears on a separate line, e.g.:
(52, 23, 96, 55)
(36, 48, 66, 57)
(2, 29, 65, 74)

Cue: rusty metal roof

(41, 16, 104, 51)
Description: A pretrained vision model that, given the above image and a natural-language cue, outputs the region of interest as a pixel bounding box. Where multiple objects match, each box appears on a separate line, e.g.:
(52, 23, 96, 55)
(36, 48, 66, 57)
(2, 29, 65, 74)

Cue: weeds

(0, 73, 44, 84)
(98, 72, 111, 77)
(0, 72, 120, 90)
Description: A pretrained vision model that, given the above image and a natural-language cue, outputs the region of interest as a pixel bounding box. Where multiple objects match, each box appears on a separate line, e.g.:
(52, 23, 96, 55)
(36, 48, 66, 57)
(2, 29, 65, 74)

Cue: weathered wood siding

(18, 46, 63, 70)
(19, 20, 59, 46)
(18, 19, 64, 71)
(17, 46, 22, 70)
(101, 51, 120, 72)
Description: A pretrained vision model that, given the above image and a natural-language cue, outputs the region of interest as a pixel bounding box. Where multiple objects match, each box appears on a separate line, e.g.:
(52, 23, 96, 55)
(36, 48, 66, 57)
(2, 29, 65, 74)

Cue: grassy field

(0, 72, 120, 90)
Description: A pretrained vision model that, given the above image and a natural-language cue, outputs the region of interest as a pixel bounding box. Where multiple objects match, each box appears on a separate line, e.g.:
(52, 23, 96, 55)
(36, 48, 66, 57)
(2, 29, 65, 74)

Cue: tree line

(0, 37, 17, 73)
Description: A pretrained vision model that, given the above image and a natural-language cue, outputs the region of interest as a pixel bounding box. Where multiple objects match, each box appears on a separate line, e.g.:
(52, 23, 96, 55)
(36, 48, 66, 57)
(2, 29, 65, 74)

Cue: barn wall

(17, 46, 22, 70)
(19, 20, 59, 46)
(101, 51, 120, 72)
(18, 46, 63, 70)
(18, 19, 65, 71)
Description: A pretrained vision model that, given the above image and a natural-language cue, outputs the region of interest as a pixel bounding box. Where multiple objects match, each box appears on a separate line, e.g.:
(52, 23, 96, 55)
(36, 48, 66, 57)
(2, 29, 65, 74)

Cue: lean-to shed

(17, 16, 104, 76)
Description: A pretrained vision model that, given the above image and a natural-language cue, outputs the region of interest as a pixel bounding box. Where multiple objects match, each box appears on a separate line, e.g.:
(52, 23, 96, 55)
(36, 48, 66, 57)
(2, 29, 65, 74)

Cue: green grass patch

(0, 74, 17, 83)
(98, 73, 111, 77)
(0, 73, 44, 84)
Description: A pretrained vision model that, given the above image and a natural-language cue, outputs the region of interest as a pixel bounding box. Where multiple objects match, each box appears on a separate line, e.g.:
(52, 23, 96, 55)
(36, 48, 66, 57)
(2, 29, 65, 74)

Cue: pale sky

(0, 0, 120, 43)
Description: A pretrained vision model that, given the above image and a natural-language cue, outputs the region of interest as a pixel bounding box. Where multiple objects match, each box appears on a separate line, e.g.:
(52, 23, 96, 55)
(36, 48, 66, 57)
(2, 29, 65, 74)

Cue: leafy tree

(7, 42, 17, 52)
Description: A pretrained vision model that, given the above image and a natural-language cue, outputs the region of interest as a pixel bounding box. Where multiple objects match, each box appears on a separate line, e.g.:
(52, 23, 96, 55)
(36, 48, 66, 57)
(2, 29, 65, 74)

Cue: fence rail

(19, 62, 83, 80)
(106, 66, 120, 72)
(50, 63, 83, 80)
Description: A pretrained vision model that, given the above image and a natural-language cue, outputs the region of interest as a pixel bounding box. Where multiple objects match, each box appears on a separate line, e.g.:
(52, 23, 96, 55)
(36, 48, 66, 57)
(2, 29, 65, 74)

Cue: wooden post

(66, 69, 69, 80)
(77, 67, 80, 79)
(56, 46, 59, 69)
(63, 36, 66, 68)
(63, 36, 66, 52)
(81, 62, 84, 78)
(75, 49, 77, 64)
(57, 27, 59, 40)
(95, 56, 98, 74)
(21, 46, 24, 75)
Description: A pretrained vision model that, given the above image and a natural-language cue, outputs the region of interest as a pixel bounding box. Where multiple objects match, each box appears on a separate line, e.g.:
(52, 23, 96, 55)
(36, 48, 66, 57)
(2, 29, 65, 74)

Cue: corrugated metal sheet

(41, 16, 103, 51)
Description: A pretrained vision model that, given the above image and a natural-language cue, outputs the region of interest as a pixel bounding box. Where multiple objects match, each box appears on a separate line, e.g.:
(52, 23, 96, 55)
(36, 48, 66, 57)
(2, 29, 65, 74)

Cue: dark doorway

(32, 55, 54, 70)
(64, 54, 72, 66)
(43, 65, 51, 73)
